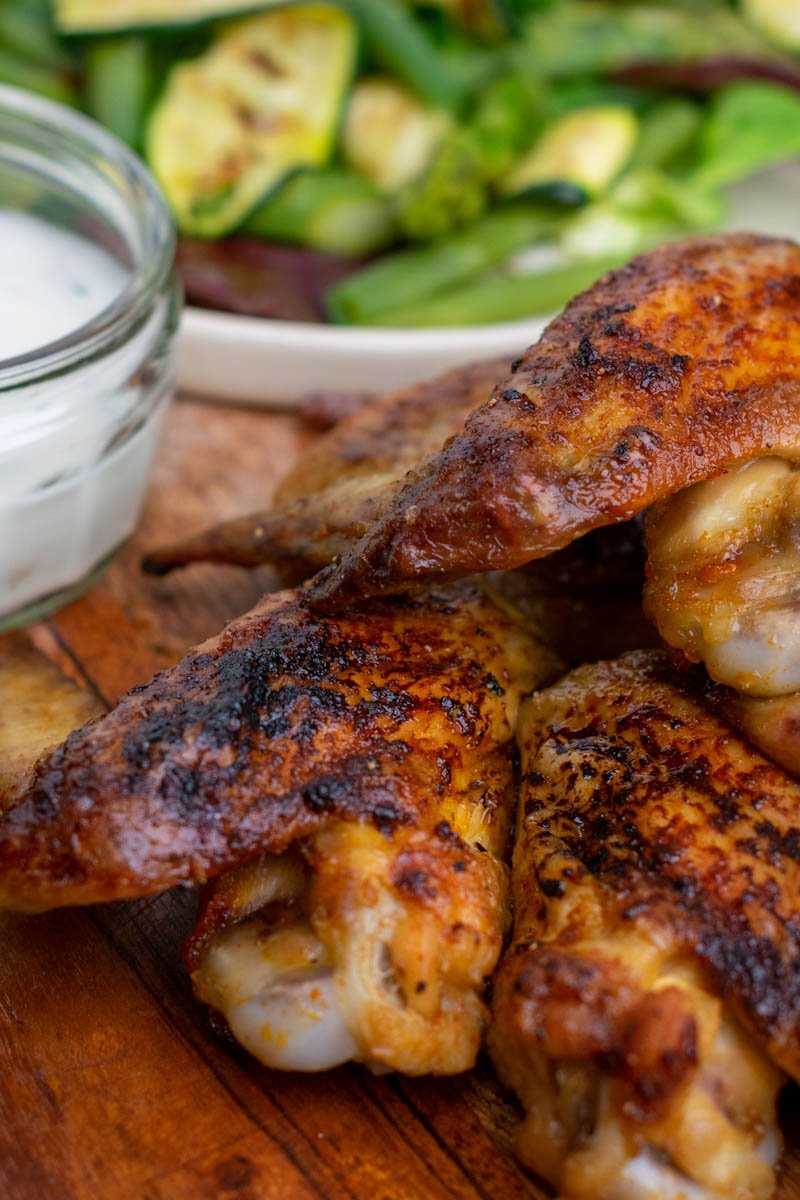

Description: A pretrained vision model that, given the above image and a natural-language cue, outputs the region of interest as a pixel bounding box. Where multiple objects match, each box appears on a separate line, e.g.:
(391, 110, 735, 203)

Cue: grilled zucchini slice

(741, 0, 800, 50)
(146, 4, 357, 237)
(54, 0, 284, 35)
(497, 105, 639, 206)
(342, 78, 452, 193)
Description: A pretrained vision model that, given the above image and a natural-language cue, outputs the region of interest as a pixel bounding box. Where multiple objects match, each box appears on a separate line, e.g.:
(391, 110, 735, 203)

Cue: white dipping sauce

(0, 209, 171, 623)
(0, 211, 127, 360)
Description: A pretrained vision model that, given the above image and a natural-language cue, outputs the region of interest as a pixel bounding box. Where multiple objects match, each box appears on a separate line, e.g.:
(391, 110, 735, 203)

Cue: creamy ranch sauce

(0, 211, 127, 360)
(0, 210, 169, 623)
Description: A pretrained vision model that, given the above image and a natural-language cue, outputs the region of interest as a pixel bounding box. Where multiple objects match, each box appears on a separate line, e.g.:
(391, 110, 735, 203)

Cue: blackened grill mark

(484, 673, 505, 696)
(439, 696, 481, 738)
(395, 869, 437, 900)
(303, 775, 352, 813)
(518, 655, 800, 1063)
(573, 334, 599, 368)
(539, 877, 565, 898)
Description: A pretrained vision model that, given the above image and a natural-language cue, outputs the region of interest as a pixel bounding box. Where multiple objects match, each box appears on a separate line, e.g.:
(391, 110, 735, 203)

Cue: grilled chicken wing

(706, 686, 800, 779)
(0, 579, 552, 1072)
(142, 357, 504, 580)
(490, 651, 800, 1199)
(310, 234, 800, 609)
(643, 459, 800, 775)
(179, 530, 648, 1075)
(644, 459, 800, 698)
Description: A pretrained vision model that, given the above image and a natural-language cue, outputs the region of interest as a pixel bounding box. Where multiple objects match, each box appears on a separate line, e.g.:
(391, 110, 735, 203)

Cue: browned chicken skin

(0, 578, 550, 912)
(0, 578, 554, 1074)
(708, 686, 800, 779)
(142, 357, 504, 580)
(491, 650, 800, 1199)
(310, 234, 800, 609)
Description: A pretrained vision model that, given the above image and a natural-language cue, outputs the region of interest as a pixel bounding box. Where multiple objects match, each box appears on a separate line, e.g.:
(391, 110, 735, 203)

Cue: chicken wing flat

(311, 234, 800, 609)
(0, 578, 547, 909)
(490, 651, 800, 1199)
(0, 580, 553, 1073)
(142, 357, 504, 580)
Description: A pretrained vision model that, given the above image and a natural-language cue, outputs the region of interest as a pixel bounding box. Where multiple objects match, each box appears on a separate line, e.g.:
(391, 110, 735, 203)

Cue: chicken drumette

(491, 651, 800, 1200)
(0, 578, 553, 1074)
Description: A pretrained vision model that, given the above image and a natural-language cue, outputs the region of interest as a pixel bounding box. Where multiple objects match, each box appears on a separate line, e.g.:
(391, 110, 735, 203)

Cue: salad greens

(9, 0, 800, 326)
(327, 206, 558, 322)
(692, 81, 800, 189)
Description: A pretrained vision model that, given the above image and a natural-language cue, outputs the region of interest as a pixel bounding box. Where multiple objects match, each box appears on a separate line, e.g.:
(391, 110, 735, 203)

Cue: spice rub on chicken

(142, 357, 504, 581)
(490, 651, 800, 1200)
(0, 579, 553, 1074)
(310, 233, 800, 609)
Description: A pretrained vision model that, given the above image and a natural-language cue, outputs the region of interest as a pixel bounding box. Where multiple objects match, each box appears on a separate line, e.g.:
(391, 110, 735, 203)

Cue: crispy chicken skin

(0, 579, 550, 914)
(707, 686, 800, 779)
(183, 808, 511, 1074)
(490, 651, 800, 1199)
(644, 460, 800, 698)
(142, 357, 504, 579)
(310, 234, 800, 609)
(0, 580, 552, 1074)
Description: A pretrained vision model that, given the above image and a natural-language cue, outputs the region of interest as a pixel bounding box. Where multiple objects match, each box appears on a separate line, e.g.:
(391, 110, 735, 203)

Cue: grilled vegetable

(742, 0, 800, 51)
(146, 4, 357, 237)
(498, 106, 639, 206)
(53, 0, 278, 35)
(397, 73, 542, 238)
(244, 168, 396, 255)
(341, 78, 452, 193)
(558, 97, 710, 263)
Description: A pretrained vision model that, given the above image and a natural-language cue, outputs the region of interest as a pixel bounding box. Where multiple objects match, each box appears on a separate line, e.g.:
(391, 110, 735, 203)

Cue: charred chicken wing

(311, 234, 800, 609)
(0, 579, 552, 1074)
(490, 651, 800, 1199)
(142, 357, 504, 580)
(644, 460, 800, 776)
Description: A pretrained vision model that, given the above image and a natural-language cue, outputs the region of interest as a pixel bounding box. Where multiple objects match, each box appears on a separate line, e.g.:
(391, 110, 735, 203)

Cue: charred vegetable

(497, 105, 639, 205)
(146, 4, 357, 237)
(341, 78, 452, 193)
(54, 0, 279, 35)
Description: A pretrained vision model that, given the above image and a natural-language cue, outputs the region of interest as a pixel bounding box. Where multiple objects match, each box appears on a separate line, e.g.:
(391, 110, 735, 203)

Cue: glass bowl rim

(0, 83, 176, 390)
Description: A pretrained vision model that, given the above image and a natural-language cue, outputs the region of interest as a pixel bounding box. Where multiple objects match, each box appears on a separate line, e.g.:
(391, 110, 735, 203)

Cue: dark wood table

(1, 397, 798, 1199)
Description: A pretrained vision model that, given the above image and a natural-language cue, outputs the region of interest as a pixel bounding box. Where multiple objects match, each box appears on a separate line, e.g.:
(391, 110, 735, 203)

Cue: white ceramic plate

(176, 308, 548, 406)
(176, 163, 800, 408)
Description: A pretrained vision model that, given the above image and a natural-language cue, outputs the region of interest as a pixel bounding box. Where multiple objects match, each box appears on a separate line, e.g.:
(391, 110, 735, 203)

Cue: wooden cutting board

(1, 397, 798, 1200)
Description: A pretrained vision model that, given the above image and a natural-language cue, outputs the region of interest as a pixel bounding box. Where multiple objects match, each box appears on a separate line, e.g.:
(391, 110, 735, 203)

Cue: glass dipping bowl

(0, 84, 179, 631)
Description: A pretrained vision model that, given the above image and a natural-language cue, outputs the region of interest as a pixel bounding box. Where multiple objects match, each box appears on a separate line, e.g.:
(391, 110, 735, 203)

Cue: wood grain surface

(1, 397, 798, 1200)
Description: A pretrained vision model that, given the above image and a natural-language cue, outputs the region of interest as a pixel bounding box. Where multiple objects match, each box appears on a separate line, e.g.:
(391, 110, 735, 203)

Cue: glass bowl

(0, 84, 179, 631)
